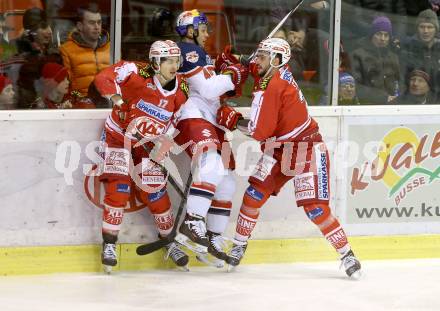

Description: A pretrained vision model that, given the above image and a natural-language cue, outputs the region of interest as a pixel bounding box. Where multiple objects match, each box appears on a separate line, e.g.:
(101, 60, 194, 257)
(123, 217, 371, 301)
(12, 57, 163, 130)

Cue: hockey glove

(216, 105, 243, 131)
(221, 64, 249, 88)
(112, 97, 130, 127)
(215, 45, 240, 72)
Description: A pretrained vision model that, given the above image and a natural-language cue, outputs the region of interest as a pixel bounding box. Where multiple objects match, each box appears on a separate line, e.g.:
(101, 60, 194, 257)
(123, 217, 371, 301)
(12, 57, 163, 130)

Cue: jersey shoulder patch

(179, 77, 189, 98)
(135, 62, 153, 79)
(259, 76, 272, 91)
(178, 42, 210, 73)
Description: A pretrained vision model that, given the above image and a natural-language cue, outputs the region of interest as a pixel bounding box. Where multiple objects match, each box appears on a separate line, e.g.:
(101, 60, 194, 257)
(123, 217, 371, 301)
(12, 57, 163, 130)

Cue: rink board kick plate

(0, 235, 440, 276)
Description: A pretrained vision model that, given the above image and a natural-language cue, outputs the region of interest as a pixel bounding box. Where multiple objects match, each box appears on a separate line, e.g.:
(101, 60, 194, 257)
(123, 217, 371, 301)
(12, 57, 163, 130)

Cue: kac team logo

(350, 127, 440, 206)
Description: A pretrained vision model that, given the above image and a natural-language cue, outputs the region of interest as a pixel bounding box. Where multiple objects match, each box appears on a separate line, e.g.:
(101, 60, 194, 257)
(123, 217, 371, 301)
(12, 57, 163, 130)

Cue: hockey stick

(132, 132, 184, 198)
(246, 0, 305, 61)
(136, 170, 192, 255)
(134, 132, 193, 255)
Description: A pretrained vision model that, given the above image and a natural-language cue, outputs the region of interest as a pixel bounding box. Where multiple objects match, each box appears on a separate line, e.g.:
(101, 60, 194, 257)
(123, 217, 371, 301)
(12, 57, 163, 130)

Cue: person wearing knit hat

(36, 62, 71, 109)
(0, 75, 15, 109)
(370, 16, 393, 48)
(338, 72, 360, 105)
(391, 69, 438, 105)
(416, 9, 439, 47)
(36, 63, 96, 109)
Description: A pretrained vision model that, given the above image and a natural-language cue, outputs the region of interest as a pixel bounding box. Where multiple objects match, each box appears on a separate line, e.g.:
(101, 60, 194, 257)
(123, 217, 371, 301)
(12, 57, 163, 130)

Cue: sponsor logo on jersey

(281, 69, 294, 83)
(104, 148, 130, 175)
(206, 54, 213, 65)
(142, 158, 166, 185)
(246, 186, 264, 201)
(306, 207, 324, 221)
(237, 214, 256, 236)
(136, 100, 172, 122)
(148, 188, 167, 203)
(186, 51, 199, 63)
(253, 154, 277, 182)
(116, 183, 130, 193)
(134, 116, 166, 137)
(317, 152, 329, 199)
(294, 172, 316, 201)
(201, 129, 212, 137)
(190, 138, 219, 155)
(326, 227, 347, 250)
(146, 82, 157, 90)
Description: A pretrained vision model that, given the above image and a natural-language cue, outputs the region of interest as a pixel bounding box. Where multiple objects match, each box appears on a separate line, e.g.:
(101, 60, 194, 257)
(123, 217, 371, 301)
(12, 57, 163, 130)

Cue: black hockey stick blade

(136, 169, 193, 256)
(136, 234, 174, 255)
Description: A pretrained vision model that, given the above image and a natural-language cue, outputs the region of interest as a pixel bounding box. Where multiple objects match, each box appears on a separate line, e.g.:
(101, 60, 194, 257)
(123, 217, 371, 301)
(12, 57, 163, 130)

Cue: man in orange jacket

(59, 3, 110, 100)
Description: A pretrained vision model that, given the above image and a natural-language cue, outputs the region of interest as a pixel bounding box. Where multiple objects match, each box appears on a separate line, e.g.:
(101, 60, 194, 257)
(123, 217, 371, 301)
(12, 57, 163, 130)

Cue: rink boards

(0, 106, 439, 275)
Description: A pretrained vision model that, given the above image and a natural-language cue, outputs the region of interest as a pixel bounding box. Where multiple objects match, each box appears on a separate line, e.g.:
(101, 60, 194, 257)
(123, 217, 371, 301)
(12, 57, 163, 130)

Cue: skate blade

(177, 265, 190, 272)
(103, 265, 113, 274)
(227, 264, 237, 272)
(175, 233, 208, 254)
(196, 253, 225, 268)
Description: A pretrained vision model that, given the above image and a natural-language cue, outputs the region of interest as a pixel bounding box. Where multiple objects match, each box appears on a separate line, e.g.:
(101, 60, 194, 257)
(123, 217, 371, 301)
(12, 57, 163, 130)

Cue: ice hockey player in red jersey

(94, 40, 190, 272)
(217, 38, 361, 278)
(172, 9, 248, 265)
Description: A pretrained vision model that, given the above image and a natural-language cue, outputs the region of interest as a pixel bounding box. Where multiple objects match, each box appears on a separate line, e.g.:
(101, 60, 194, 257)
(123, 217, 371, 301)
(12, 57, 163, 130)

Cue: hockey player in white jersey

(172, 9, 248, 264)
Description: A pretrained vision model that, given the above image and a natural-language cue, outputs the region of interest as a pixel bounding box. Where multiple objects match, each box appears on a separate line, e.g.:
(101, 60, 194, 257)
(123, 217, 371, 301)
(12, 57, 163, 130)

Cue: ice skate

(101, 243, 117, 274)
(226, 239, 248, 272)
(175, 213, 209, 254)
(196, 231, 228, 268)
(164, 241, 190, 271)
(340, 250, 362, 280)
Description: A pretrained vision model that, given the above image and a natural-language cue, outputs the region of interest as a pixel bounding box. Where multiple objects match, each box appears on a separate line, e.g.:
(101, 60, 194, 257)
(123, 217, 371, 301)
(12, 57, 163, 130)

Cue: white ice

(0, 259, 439, 311)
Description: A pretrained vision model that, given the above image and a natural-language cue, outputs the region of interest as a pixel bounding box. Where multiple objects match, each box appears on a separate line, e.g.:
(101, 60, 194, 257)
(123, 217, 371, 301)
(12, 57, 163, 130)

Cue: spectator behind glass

(391, 69, 438, 104)
(350, 16, 400, 104)
(318, 72, 360, 105)
(0, 75, 15, 109)
(401, 9, 440, 99)
(0, 14, 17, 62)
(59, 3, 110, 100)
(338, 72, 360, 105)
(15, 7, 62, 109)
(35, 62, 96, 109)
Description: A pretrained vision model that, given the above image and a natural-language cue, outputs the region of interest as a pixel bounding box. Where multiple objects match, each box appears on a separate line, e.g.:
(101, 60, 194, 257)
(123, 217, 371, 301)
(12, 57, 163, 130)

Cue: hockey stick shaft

(136, 171, 192, 255)
(266, 0, 305, 39)
(246, 0, 305, 61)
(134, 133, 185, 198)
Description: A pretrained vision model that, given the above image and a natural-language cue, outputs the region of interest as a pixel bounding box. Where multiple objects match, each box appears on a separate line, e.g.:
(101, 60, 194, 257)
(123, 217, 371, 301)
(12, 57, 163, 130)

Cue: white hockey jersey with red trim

(177, 41, 234, 124)
(94, 60, 188, 142)
(249, 65, 318, 142)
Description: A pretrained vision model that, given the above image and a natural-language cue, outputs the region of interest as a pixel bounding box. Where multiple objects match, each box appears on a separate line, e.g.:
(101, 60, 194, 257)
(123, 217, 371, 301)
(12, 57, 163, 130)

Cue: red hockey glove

(216, 105, 243, 130)
(221, 64, 249, 89)
(215, 45, 240, 72)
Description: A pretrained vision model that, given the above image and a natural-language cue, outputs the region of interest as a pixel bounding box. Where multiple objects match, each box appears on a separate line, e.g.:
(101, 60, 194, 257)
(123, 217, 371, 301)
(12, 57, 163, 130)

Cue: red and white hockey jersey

(249, 65, 318, 142)
(94, 60, 188, 142)
(177, 41, 234, 125)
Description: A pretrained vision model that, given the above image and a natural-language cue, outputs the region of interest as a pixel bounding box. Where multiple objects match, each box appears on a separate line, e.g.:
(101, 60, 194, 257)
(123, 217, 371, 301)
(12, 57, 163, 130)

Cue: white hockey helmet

(148, 40, 182, 68)
(257, 37, 291, 68)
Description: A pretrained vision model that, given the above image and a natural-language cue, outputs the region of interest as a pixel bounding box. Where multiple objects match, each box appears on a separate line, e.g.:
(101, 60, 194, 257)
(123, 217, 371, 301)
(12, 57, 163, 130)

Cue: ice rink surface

(0, 259, 438, 311)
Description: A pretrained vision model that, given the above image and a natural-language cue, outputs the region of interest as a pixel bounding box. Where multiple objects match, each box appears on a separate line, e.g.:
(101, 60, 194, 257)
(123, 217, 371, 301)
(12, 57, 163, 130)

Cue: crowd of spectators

(0, 3, 109, 109)
(340, 0, 440, 105)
